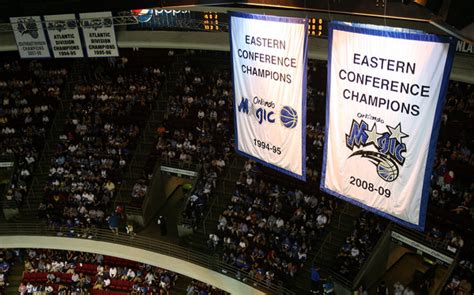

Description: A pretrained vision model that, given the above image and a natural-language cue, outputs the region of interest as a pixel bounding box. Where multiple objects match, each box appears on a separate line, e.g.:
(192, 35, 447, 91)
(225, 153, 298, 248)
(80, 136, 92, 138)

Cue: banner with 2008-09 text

(230, 12, 308, 180)
(321, 22, 456, 230)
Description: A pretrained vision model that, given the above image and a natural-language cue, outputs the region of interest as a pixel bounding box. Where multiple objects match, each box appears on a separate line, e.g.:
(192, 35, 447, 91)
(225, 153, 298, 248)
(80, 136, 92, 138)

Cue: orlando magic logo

(238, 96, 297, 128)
(17, 18, 39, 39)
(346, 120, 408, 182)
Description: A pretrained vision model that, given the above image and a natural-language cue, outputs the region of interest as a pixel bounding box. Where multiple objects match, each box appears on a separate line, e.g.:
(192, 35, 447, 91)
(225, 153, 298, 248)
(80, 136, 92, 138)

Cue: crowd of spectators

(183, 169, 218, 228)
(428, 82, 473, 231)
(38, 58, 164, 229)
(444, 251, 473, 294)
(0, 59, 67, 209)
(425, 226, 465, 253)
(211, 160, 336, 283)
(153, 56, 233, 225)
(19, 248, 178, 294)
(0, 247, 229, 295)
(131, 179, 149, 203)
(129, 176, 151, 209)
(186, 279, 228, 295)
(434, 81, 473, 293)
(305, 119, 325, 183)
(0, 51, 472, 292)
(0, 249, 14, 291)
(336, 211, 387, 279)
(156, 60, 232, 167)
(305, 61, 326, 184)
(424, 81, 473, 290)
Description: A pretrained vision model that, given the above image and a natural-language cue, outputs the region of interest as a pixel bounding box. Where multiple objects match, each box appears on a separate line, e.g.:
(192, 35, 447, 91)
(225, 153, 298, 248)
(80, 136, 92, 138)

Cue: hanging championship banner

(44, 14, 84, 58)
(230, 12, 308, 180)
(79, 11, 119, 57)
(10, 16, 51, 58)
(321, 22, 455, 230)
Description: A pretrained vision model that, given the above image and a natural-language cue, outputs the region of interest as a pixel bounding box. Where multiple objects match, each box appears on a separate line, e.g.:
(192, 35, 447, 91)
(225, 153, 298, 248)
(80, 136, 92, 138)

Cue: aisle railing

(0, 222, 294, 295)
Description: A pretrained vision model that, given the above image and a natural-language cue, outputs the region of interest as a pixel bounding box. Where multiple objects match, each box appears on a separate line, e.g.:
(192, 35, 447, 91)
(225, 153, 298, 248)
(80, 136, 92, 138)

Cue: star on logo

(364, 123, 380, 145)
(387, 123, 408, 142)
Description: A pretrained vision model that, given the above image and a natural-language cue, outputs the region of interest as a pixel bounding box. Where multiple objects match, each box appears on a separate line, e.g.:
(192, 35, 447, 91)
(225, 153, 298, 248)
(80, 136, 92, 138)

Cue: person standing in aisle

(126, 222, 136, 238)
(310, 265, 321, 294)
(158, 215, 167, 236)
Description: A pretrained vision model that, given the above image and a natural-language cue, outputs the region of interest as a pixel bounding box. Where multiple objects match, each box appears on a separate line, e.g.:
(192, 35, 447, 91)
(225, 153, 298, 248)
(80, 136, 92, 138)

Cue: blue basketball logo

(377, 158, 399, 182)
(280, 106, 298, 129)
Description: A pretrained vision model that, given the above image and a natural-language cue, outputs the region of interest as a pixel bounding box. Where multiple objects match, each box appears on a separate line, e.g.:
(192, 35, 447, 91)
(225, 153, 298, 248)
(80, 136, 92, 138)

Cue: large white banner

(321, 22, 456, 230)
(79, 11, 118, 57)
(230, 12, 308, 180)
(44, 14, 84, 58)
(10, 16, 51, 58)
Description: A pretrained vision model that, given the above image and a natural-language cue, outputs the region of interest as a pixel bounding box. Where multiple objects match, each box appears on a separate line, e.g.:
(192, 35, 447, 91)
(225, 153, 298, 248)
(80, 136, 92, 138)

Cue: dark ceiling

(0, 0, 472, 33)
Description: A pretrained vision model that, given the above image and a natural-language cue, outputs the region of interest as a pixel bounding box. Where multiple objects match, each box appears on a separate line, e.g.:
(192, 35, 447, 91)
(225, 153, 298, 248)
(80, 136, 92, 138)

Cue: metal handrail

(312, 231, 353, 289)
(202, 156, 237, 235)
(158, 159, 199, 173)
(311, 203, 357, 289)
(313, 232, 332, 264)
(351, 223, 393, 289)
(176, 170, 202, 227)
(202, 183, 221, 235)
(0, 222, 294, 295)
(391, 223, 458, 258)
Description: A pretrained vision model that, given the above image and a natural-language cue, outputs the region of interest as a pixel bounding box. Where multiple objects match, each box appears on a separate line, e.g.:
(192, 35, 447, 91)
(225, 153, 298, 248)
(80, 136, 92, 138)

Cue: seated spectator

(444, 243, 473, 295)
(182, 169, 218, 227)
(107, 213, 120, 235)
(0, 252, 12, 289)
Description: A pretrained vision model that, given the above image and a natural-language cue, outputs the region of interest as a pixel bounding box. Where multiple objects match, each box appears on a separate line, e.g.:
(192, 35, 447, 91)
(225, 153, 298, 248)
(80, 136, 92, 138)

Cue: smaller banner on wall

(230, 12, 308, 180)
(79, 11, 119, 57)
(44, 14, 84, 58)
(321, 22, 456, 230)
(10, 16, 51, 58)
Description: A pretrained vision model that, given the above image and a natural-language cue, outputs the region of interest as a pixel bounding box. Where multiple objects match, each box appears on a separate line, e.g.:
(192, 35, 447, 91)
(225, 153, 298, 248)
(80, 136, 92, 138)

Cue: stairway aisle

(172, 276, 192, 294)
(115, 57, 182, 207)
(113, 92, 166, 206)
(180, 156, 246, 253)
(15, 61, 82, 222)
(285, 202, 358, 294)
(297, 202, 362, 292)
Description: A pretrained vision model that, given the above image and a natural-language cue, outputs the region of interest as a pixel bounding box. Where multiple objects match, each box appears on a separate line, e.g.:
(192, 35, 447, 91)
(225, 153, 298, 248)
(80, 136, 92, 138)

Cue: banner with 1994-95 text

(10, 16, 51, 58)
(44, 14, 84, 58)
(79, 11, 118, 57)
(321, 22, 456, 230)
(230, 12, 308, 180)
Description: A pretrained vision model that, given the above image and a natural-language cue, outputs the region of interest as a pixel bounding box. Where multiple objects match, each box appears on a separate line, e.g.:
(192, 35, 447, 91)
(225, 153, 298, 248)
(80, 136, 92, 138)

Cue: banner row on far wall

(10, 11, 119, 59)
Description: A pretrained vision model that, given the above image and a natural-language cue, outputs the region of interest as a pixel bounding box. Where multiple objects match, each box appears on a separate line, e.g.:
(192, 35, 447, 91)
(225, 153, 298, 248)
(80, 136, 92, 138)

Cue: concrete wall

(353, 228, 392, 290)
(0, 29, 472, 83)
(140, 166, 166, 226)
